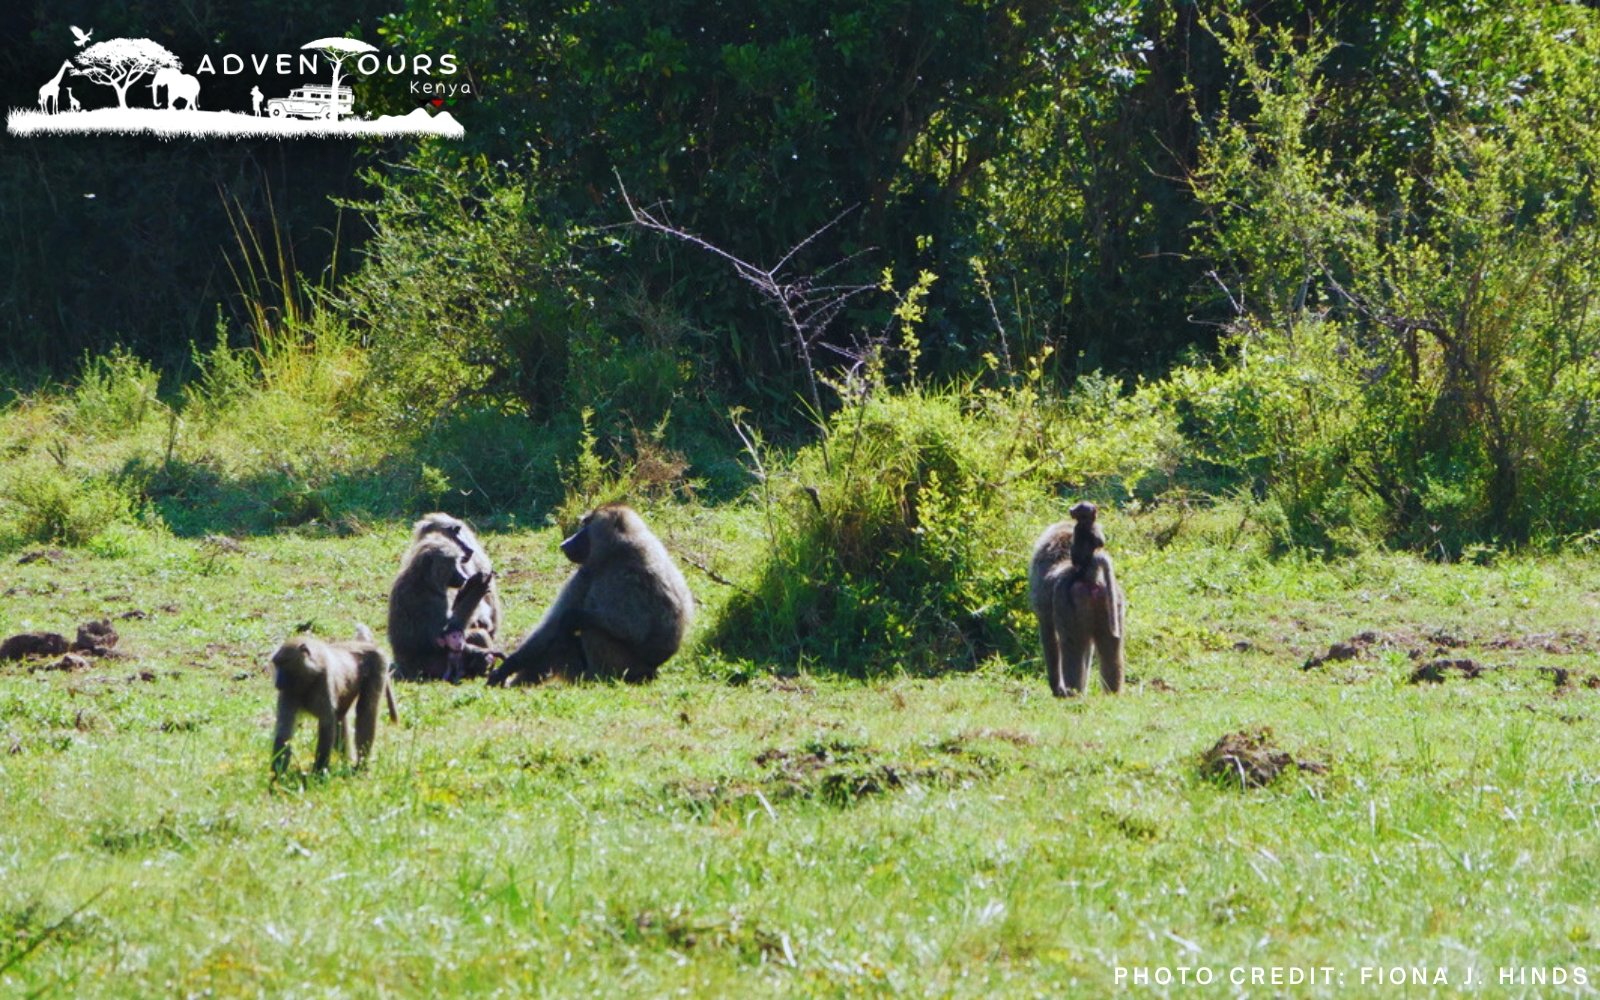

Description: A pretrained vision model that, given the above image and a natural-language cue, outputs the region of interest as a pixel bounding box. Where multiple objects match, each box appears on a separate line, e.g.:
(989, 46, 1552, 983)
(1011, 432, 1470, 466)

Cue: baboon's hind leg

(1053, 582, 1093, 696)
(354, 670, 385, 767)
(1038, 614, 1067, 698)
(1092, 586, 1125, 693)
(580, 628, 655, 683)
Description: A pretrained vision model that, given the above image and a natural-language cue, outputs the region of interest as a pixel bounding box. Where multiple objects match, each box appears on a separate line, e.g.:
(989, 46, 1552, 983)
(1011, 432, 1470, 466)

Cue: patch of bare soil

(36, 653, 92, 673)
(628, 904, 792, 962)
(1, 619, 125, 670)
(675, 736, 1001, 811)
(1485, 631, 1597, 655)
(1539, 666, 1600, 692)
(1200, 727, 1327, 790)
(1408, 658, 1488, 684)
(1302, 627, 1482, 670)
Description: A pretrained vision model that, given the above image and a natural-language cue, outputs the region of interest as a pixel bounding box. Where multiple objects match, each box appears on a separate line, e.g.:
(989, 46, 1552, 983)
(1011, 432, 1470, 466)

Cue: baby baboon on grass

(1029, 502, 1125, 697)
(270, 628, 397, 775)
(488, 504, 693, 686)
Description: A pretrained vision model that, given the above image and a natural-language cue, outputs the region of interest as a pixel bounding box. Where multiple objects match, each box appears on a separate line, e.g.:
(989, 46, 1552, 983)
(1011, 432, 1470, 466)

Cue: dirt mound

(1, 619, 122, 668)
(1540, 666, 1600, 691)
(1200, 727, 1327, 789)
(1408, 658, 1487, 684)
(0, 632, 70, 660)
(74, 620, 119, 656)
(1485, 631, 1597, 655)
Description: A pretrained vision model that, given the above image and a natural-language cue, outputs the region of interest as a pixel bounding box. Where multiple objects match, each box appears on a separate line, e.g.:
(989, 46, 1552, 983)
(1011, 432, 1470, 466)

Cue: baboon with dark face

(270, 630, 397, 775)
(1029, 503, 1125, 697)
(410, 513, 501, 635)
(388, 520, 498, 682)
(487, 504, 694, 686)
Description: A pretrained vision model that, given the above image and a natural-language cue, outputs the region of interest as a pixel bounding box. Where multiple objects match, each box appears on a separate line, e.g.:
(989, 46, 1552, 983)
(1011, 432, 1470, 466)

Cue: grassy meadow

(3, 505, 1599, 997)
(13, 4, 1600, 996)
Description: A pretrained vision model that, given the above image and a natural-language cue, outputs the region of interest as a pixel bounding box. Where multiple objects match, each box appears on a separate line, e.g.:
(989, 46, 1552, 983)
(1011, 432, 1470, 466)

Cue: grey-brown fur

(388, 521, 499, 681)
(270, 630, 397, 774)
(1029, 504, 1125, 697)
(488, 504, 693, 686)
(1066, 501, 1104, 591)
(410, 513, 501, 635)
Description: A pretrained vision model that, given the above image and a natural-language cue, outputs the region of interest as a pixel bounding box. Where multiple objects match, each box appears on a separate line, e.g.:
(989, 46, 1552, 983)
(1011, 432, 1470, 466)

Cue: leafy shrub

(1180, 13, 1600, 553)
(0, 467, 137, 547)
(711, 363, 1179, 676)
(337, 154, 598, 425)
(68, 347, 165, 435)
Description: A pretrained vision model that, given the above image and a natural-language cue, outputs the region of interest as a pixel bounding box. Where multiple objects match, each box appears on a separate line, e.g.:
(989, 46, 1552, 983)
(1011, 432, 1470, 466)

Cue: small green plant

(1, 467, 136, 546)
(67, 348, 164, 435)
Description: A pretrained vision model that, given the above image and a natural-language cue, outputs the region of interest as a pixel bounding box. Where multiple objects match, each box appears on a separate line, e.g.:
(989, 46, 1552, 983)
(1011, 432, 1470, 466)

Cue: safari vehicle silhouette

(265, 84, 353, 120)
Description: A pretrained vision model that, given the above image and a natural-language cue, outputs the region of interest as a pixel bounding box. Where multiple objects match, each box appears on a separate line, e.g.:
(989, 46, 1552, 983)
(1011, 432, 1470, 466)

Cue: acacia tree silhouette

(74, 38, 179, 108)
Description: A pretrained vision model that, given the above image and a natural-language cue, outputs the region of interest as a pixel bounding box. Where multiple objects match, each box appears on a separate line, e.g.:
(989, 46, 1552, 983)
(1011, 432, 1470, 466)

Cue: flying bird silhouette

(70, 26, 93, 46)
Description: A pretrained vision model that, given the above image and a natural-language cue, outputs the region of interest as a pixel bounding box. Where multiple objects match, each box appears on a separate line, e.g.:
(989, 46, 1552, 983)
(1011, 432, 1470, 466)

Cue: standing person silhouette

(250, 85, 263, 116)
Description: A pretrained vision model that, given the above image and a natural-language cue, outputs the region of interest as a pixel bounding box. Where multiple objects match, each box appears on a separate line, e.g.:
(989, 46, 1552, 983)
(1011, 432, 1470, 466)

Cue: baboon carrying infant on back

(1030, 501, 1125, 697)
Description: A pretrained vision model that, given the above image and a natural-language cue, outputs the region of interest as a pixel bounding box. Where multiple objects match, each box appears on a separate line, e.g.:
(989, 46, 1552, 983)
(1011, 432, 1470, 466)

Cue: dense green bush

(1174, 12, 1600, 554)
(711, 358, 1179, 675)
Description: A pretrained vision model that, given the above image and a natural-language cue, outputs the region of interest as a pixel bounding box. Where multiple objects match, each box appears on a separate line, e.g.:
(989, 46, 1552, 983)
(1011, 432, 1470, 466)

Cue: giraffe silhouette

(66, 88, 80, 112)
(37, 60, 72, 114)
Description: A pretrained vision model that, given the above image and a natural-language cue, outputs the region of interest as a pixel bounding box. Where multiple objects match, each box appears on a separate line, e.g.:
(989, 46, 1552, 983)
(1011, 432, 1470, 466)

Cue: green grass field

(3, 515, 1599, 997)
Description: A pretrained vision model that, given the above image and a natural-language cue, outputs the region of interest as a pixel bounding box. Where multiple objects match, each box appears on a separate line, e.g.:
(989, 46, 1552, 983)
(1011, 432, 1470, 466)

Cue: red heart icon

(431, 99, 443, 108)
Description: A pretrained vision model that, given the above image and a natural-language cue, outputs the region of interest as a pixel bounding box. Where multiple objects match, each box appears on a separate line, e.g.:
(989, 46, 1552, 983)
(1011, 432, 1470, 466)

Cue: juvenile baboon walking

(1029, 502, 1125, 697)
(270, 629, 398, 775)
(388, 516, 500, 681)
(488, 504, 693, 686)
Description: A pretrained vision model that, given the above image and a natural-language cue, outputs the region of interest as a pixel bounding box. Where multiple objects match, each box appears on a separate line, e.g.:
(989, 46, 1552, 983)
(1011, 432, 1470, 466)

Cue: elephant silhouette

(149, 67, 201, 110)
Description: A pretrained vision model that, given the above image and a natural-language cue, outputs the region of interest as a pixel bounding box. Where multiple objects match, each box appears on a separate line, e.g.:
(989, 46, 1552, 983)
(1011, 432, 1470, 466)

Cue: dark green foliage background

(5, 0, 1600, 555)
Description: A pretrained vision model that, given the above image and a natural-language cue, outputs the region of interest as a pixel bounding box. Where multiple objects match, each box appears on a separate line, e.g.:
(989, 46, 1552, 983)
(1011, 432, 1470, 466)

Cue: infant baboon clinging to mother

(270, 627, 397, 775)
(1029, 501, 1125, 697)
(488, 504, 693, 686)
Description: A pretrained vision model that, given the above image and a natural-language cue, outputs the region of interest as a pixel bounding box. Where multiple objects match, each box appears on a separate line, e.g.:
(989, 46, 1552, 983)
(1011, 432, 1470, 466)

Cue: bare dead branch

(616, 173, 878, 460)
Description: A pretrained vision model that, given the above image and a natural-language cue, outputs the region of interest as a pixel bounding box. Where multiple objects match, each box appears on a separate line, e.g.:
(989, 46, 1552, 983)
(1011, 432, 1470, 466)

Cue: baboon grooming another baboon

(410, 513, 501, 635)
(487, 504, 693, 686)
(388, 515, 500, 681)
(1029, 502, 1125, 697)
(270, 628, 397, 775)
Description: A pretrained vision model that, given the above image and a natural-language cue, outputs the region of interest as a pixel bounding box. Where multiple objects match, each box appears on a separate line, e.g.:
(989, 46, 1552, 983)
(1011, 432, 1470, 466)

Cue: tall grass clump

(0, 350, 164, 548)
(711, 352, 1179, 676)
(1172, 12, 1600, 555)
